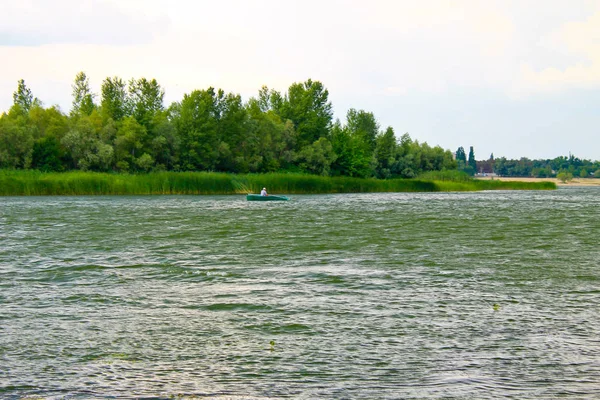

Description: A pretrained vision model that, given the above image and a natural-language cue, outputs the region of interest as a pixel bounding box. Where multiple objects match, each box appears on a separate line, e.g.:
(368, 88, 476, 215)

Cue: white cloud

(0, 0, 169, 46)
(1, 0, 600, 159)
(513, 10, 600, 96)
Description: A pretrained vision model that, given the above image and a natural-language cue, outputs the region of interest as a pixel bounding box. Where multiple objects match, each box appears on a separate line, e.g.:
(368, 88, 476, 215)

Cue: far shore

(476, 176, 600, 187)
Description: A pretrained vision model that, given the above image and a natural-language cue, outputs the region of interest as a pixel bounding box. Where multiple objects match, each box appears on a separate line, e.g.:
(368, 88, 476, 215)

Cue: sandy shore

(476, 176, 600, 187)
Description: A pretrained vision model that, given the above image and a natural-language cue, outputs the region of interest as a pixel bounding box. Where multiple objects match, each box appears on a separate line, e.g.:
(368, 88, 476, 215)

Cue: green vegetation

(556, 171, 574, 183)
(0, 75, 456, 179)
(480, 154, 600, 178)
(0, 170, 555, 196)
(0, 74, 578, 192)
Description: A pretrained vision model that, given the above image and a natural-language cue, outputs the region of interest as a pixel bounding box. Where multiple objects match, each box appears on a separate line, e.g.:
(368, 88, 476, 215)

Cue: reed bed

(0, 170, 555, 196)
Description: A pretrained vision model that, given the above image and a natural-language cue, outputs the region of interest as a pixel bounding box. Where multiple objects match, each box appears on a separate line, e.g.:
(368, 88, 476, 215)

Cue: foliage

(468, 146, 477, 172)
(276, 79, 333, 150)
(0, 74, 582, 184)
(556, 171, 573, 183)
(418, 170, 472, 182)
(493, 155, 600, 178)
(71, 72, 96, 117)
(0, 170, 555, 196)
(13, 79, 35, 112)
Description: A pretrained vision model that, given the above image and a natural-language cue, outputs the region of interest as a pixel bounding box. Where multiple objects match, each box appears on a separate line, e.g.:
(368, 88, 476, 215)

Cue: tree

(61, 115, 113, 171)
(13, 79, 35, 113)
(246, 96, 296, 172)
(456, 146, 466, 165)
(373, 126, 397, 178)
(346, 108, 379, 153)
(100, 77, 129, 121)
(468, 146, 477, 172)
(31, 136, 64, 171)
(295, 137, 336, 175)
(0, 111, 35, 168)
(28, 105, 69, 141)
(329, 121, 371, 177)
(114, 116, 148, 171)
(557, 171, 573, 183)
(150, 113, 180, 171)
(128, 78, 164, 129)
(215, 92, 249, 172)
(172, 88, 220, 171)
(71, 71, 96, 116)
(278, 79, 333, 150)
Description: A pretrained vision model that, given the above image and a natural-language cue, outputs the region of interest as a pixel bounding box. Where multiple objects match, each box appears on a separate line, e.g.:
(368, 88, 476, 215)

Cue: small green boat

(246, 194, 289, 201)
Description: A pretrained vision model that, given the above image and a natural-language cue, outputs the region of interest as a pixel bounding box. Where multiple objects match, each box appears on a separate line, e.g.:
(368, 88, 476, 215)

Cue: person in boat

(260, 187, 268, 196)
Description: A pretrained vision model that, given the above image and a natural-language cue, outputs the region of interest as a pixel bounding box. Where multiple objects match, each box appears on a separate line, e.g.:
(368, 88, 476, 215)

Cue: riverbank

(0, 170, 555, 196)
(476, 176, 600, 187)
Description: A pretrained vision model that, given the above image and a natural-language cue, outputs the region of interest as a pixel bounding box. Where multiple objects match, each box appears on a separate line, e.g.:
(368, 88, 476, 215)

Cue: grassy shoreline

(0, 170, 556, 196)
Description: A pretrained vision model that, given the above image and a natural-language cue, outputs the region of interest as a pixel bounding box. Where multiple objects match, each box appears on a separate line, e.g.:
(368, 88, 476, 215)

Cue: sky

(1, 0, 599, 160)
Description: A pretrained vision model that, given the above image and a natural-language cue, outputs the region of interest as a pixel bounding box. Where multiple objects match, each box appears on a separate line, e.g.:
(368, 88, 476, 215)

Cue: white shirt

(260, 189, 267, 196)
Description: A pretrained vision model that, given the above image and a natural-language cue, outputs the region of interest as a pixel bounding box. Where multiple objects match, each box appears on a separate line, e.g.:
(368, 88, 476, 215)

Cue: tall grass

(0, 170, 555, 196)
(418, 170, 473, 182)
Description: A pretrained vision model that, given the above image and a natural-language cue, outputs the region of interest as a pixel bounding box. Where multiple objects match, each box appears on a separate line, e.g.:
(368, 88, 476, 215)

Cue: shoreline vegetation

(0, 171, 555, 196)
(3, 75, 597, 189)
(476, 176, 600, 187)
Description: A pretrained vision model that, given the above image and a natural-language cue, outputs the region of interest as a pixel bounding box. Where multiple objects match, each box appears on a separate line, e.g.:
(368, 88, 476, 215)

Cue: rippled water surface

(1, 188, 599, 399)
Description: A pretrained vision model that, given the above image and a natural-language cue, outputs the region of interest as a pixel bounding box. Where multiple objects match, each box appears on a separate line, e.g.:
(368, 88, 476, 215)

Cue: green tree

(61, 115, 113, 171)
(172, 88, 220, 171)
(31, 136, 64, 171)
(295, 137, 337, 175)
(373, 126, 397, 178)
(330, 120, 371, 177)
(215, 92, 250, 172)
(278, 79, 333, 150)
(114, 116, 148, 171)
(346, 108, 379, 153)
(28, 105, 69, 141)
(150, 113, 180, 170)
(128, 77, 164, 130)
(468, 146, 476, 172)
(12, 79, 35, 112)
(71, 71, 96, 116)
(0, 108, 35, 168)
(100, 77, 129, 122)
(456, 146, 466, 165)
(246, 96, 296, 172)
(557, 171, 573, 183)
(393, 133, 417, 177)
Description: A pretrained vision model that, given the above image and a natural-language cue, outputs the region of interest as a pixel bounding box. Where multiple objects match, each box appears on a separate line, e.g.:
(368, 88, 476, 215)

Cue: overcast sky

(1, 0, 599, 160)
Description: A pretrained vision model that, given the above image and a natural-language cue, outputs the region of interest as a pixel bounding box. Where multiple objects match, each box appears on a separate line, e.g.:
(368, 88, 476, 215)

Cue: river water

(1, 188, 599, 399)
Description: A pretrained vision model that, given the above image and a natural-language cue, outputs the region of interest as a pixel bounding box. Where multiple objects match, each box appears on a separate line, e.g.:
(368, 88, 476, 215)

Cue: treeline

(0, 74, 456, 178)
(476, 155, 600, 178)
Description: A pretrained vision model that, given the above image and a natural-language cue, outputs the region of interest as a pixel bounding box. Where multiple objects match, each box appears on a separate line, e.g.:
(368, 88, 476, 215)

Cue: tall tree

(0, 108, 35, 168)
(61, 115, 113, 171)
(346, 108, 379, 153)
(100, 77, 129, 121)
(215, 92, 250, 172)
(128, 78, 164, 129)
(468, 146, 477, 172)
(114, 116, 148, 171)
(373, 126, 397, 178)
(71, 71, 96, 116)
(172, 88, 220, 171)
(246, 96, 296, 172)
(456, 146, 467, 164)
(278, 79, 333, 150)
(12, 79, 35, 112)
